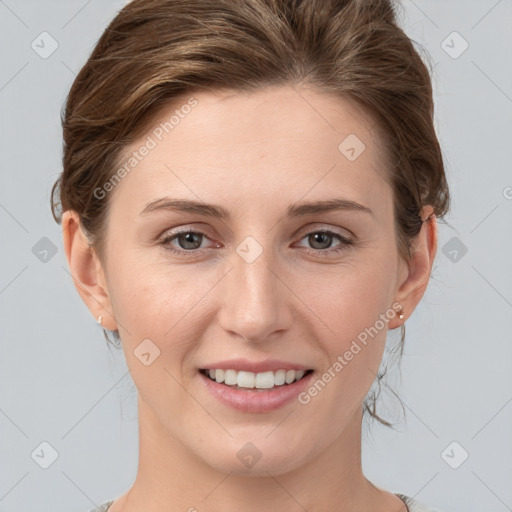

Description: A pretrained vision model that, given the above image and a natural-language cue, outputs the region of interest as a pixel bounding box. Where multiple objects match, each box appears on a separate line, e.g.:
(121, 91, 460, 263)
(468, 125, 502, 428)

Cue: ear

(61, 210, 118, 331)
(390, 205, 438, 328)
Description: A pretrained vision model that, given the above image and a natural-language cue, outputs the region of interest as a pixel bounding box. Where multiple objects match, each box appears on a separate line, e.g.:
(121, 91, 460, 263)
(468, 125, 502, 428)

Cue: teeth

(295, 370, 305, 381)
(255, 371, 274, 389)
(215, 369, 225, 383)
(237, 371, 255, 388)
(205, 368, 309, 389)
(274, 369, 286, 385)
(224, 369, 237, 386)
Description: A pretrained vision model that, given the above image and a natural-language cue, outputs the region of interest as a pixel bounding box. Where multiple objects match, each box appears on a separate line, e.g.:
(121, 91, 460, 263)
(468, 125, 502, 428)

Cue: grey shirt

(87, 493, 441, 511)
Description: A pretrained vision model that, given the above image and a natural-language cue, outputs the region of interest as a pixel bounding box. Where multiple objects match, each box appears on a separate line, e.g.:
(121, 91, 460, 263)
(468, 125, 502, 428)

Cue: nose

(218, 241, 294, 344)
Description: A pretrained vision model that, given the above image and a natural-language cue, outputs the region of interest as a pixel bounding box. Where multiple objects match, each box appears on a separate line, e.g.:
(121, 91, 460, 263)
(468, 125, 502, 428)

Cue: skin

(62, 85, 437, 512)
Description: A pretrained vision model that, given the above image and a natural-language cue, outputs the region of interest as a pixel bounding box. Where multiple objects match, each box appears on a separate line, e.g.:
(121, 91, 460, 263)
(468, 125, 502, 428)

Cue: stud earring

(398, 309, 404, 320)
(97, 315, 103, 325)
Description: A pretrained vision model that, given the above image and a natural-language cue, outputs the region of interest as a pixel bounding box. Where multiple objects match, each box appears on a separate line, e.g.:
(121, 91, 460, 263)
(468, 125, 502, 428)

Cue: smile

(199, 368, 313, 391)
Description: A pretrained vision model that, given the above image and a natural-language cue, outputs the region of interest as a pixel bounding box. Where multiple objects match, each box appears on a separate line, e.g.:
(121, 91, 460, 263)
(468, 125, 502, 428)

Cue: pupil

(310, 232, 331, 249)
(179, 232, 201, 250)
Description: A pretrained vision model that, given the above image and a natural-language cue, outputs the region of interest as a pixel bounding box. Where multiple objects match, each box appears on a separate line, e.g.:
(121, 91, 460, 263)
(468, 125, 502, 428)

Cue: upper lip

(199, 358, 312, 373)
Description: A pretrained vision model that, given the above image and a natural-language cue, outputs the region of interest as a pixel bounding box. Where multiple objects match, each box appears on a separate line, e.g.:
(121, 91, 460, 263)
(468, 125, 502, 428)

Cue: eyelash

(159, 228, 354, 257)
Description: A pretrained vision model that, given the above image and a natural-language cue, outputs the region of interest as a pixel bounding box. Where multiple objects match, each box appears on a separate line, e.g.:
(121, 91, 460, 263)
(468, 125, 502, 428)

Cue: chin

(196, 434, 310, 477)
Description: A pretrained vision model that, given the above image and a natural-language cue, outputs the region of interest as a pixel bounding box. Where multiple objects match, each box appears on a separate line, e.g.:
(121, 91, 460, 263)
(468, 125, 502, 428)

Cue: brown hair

(51, 0, 450, 428)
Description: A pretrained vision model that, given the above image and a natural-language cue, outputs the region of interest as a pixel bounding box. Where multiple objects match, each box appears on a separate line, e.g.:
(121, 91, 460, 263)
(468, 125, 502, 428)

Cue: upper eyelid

(161, 222, 354, 238)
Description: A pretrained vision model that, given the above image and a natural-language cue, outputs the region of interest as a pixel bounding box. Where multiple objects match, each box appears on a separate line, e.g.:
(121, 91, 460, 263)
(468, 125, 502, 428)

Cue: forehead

(166, 85, 383, 155)
(109, 85, 391, 218)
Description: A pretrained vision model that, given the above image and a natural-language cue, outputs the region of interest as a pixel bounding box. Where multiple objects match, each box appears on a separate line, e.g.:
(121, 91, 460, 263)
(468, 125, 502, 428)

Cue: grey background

(0, 1, 511, 511)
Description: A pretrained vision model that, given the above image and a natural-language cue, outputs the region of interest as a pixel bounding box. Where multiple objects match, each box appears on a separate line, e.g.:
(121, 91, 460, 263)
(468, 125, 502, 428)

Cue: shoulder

(87, 500, 114, 512)
(396, 493, 444, 512)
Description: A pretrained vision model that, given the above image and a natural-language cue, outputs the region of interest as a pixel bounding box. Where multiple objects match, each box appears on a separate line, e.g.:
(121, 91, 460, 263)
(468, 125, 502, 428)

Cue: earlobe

(391, 206, 438, 327)
(61, 210, 117, 331)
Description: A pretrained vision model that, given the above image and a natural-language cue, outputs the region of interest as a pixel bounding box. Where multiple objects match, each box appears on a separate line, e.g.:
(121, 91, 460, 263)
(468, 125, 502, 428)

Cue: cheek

(298, 257, 396, 344)
(107, 258, 211, 422)
(108, 253, 193, 328)
(292, 252, 397, 400)
(107, 255, 217, 361)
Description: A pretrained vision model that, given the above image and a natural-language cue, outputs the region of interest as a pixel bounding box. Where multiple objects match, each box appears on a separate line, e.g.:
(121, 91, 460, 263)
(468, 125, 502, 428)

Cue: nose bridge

(219, 234, 290, 342)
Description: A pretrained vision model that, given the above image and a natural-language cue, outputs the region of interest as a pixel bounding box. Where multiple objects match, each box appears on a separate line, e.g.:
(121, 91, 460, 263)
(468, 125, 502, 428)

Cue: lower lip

(198, 371, 314, 413)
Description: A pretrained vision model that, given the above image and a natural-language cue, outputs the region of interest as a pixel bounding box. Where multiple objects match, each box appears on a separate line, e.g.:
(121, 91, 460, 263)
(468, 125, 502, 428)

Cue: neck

(117, 395, 385, 512)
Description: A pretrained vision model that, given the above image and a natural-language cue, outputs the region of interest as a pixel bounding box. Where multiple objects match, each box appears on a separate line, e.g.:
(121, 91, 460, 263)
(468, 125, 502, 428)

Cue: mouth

(199, 368, 314, 391)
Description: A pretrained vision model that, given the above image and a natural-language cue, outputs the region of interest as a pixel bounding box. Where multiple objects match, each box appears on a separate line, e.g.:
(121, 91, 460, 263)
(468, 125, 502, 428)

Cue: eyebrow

(140, 197, 373, 218)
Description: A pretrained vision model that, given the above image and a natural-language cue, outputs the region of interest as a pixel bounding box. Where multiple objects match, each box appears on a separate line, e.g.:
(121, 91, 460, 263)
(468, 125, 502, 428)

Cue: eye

(159, 227, 354, 257)
(295, 230, 354, 256)
(160, 229, 215, 255)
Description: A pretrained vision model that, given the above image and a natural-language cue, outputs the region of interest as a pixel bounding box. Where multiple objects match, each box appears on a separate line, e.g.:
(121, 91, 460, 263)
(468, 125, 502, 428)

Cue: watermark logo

(441, 31, 469, 59)
(236, 236, 264, 264)
(31, 441, 59, 469)
(134, 338, 161, 366)
(236, 442, 263, 468)
(441, 236, 468, 263)
(32, 237, 58, 263)
(338, 134, 366, 161)
(31, 31, 59, 59)
(441, 441, 469, 469)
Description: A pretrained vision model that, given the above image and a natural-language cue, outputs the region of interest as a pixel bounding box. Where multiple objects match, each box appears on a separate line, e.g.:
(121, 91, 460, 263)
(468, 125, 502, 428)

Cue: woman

(51, 0, 449, 510)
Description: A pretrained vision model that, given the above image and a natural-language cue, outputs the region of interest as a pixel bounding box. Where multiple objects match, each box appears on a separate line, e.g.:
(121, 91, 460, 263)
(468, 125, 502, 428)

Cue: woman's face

(73, 85, 430, 475)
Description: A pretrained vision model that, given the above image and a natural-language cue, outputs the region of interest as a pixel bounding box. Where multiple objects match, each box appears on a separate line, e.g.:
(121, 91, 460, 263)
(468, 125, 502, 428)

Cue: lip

(199, 358, 311, 373)
(198, 368, 315, 413)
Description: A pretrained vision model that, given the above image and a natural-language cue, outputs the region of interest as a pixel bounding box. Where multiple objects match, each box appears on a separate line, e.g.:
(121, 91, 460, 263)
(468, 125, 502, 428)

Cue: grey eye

(175, 232, 204, 250)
